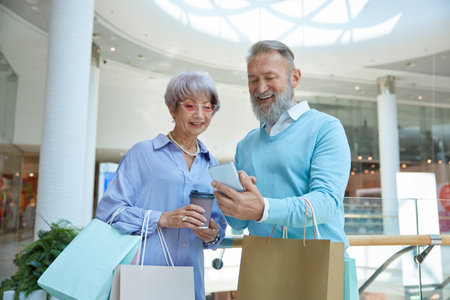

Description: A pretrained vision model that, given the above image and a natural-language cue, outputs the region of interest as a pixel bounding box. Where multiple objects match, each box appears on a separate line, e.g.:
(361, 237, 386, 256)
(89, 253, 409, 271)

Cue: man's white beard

(250, 82, 294, 127)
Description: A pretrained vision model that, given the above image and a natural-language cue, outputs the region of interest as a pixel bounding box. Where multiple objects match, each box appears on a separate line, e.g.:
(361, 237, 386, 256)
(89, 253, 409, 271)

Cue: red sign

(440, 184, 450, 212)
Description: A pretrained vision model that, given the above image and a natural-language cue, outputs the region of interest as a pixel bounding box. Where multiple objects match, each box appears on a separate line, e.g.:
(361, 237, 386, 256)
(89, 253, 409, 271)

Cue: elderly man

(212, 40, 357, 299)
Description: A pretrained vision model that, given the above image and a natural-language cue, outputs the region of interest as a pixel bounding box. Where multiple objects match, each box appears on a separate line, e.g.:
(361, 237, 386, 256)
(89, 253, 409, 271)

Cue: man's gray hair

(164, 71, 220, 114)
(247, 40, 296, 71)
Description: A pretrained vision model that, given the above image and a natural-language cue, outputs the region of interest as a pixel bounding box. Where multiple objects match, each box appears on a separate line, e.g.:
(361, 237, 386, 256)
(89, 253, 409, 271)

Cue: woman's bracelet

(204, 232, 220, 246)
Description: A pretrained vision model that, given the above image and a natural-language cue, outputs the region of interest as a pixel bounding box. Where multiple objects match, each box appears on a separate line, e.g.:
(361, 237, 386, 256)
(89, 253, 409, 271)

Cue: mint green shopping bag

(344, 258, 358, 300)
(38, 215, 140, 300)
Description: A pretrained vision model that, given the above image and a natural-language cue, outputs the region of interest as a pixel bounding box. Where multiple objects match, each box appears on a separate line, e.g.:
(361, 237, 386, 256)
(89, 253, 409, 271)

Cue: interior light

(29, 172, 35, 177)
(431, 293, 440, 300)
(370, 170, 374, 174)
(401, 164, 406, 168)
(350, 171, 355, 175)
(364, 170, 369, 174)
(110, 47, 116, 52)
(418, 95, 423, 100)
(354, 86, 360, 91)
(438, 160, 442, 164)
(427, 159, 432, 164)
(357, 155, 363, 160)
(15, 172, 20, 176)
(367, 156, 373, 161)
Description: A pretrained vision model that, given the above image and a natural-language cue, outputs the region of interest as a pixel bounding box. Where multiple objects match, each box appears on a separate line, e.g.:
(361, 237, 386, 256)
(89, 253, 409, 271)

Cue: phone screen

(208, 162, 244, 192)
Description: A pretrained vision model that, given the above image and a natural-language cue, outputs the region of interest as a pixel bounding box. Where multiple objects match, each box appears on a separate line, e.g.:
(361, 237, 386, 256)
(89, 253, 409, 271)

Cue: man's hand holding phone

(211, 166, 264, 221)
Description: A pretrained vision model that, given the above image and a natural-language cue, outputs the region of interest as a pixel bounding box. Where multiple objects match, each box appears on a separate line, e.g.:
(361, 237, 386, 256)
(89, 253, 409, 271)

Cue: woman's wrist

(158, 212, 166, 227)
(204, 232, 220, 246)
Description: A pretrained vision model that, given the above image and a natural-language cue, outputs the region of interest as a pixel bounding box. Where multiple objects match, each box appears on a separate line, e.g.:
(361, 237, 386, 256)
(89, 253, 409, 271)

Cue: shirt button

(182, 242, 187, 248)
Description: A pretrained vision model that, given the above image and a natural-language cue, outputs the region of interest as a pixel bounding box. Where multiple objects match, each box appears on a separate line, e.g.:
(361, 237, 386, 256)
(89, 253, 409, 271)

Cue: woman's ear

(167, 105, 175, 119)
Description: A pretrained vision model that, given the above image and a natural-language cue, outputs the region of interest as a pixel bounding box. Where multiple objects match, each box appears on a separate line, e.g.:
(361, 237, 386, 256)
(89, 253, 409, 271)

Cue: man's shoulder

(237, 128, 260, 145)
(308, 109, 338, 122)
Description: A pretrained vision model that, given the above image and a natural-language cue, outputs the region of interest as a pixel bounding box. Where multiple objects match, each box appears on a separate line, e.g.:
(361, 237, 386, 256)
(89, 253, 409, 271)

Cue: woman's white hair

(164, 71, 220, 114)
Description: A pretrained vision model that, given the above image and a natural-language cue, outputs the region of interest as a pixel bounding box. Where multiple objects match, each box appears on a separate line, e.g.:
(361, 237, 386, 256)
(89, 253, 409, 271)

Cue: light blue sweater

(227, 109, 351, 251)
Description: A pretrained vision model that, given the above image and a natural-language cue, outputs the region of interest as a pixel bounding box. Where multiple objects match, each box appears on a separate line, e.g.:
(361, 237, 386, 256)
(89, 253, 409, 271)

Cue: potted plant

(0, 220, 80, 300)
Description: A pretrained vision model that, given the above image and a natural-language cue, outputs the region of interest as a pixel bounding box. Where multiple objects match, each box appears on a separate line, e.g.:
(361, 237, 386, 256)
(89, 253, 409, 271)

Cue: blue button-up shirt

(96, 134, 227, 300)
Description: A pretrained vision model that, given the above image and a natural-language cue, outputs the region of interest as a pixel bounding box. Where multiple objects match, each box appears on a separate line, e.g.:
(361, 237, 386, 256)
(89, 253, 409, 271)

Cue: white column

(376, 75, 400, 235)
(82, 44, 100, 224)
(35, 0, 94, 237)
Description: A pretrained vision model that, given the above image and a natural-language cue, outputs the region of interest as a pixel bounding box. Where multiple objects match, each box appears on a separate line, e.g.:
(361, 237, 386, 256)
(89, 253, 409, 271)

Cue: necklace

(168, 132, 199, 157)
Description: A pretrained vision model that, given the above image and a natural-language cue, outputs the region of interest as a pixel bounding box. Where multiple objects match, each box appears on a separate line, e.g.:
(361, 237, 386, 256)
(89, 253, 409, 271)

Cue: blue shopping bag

(38, 211, 140, 300)
(344, 258, 358, 300)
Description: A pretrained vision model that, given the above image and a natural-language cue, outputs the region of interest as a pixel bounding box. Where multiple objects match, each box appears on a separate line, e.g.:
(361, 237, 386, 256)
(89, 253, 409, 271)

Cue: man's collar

(259, 100, 310, 128)
(287, 100, 310, 121)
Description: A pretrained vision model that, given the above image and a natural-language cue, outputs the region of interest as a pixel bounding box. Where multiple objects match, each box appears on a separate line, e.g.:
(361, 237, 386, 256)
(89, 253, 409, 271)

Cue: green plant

(0, 220, 80, 300)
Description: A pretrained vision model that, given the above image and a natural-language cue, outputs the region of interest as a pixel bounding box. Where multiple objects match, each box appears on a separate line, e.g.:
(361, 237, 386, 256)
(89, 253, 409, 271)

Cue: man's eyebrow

(248, 72, 276, 78)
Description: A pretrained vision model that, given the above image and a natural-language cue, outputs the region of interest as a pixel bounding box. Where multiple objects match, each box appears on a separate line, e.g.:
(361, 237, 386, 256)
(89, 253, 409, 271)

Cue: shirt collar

(153, 133, 211, 159)
(287, 100, 310, 121)
(260, 100, 310, 128)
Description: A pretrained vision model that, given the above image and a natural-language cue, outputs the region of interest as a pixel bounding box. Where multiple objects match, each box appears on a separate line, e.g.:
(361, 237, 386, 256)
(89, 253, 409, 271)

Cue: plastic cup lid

(189, 190, 214, 199)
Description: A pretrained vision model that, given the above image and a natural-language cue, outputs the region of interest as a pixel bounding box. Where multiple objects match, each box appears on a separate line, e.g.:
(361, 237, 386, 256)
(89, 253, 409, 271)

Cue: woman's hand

(194, 219, 219, 243)
(158, 204, 207, 230)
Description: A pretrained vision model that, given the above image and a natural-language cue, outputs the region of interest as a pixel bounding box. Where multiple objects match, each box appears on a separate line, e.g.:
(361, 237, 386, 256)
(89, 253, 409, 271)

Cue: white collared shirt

(264, 100, 310, 136)
(258, 101, 310, 222)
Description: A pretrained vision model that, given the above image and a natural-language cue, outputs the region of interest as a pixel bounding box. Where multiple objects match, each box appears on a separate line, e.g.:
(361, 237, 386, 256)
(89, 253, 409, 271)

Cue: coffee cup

(189, 190, 214, 229)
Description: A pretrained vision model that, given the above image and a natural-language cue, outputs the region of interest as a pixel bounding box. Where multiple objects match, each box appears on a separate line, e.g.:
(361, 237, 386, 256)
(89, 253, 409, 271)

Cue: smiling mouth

(190, 122, 204, 126)
(257, 94, 274, 103)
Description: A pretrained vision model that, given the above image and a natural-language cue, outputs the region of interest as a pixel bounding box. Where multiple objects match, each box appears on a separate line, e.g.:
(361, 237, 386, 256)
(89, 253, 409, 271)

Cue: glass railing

(205, 197, 450, 299)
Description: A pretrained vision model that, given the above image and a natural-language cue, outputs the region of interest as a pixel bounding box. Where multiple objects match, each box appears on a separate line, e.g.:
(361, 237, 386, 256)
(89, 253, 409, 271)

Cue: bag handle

(268, 198, 322, 246)
(106, 206, 126, 225)
(157, 227, 175, 269)
(302, 198, 321, 245)
(135, 210, 175, 270)
(135, 210, 151, 268)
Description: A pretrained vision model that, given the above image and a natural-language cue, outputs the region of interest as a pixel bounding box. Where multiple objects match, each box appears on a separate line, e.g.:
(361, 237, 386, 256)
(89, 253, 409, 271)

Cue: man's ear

(291, 68, 301, 89)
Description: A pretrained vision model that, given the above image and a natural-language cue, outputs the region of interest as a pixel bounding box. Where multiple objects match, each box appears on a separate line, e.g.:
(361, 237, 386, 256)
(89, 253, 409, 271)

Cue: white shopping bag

(110, 264, 194, 300)
(110, 211, 195, 300)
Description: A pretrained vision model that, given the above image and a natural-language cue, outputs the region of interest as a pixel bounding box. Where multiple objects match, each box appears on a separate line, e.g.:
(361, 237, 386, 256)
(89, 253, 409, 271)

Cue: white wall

(1, 7, 258, 161)
(97, 61, 258, 161)
(0, 6, 47, 147)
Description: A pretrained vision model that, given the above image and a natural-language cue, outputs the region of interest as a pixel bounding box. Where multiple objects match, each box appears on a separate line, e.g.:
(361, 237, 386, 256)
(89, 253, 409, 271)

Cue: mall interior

(0, 0, 449, 299)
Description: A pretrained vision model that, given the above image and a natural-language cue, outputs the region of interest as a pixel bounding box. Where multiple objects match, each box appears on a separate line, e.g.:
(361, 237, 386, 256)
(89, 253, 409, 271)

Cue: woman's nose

(193, 105, 204, 117)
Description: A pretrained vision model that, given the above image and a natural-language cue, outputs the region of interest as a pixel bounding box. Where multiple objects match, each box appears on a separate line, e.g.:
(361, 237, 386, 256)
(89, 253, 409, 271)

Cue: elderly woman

(96, 71, 227, 300)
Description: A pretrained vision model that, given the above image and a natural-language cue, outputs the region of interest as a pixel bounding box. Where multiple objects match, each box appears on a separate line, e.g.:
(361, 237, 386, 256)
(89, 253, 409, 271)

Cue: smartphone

(208, 162, 244, 192)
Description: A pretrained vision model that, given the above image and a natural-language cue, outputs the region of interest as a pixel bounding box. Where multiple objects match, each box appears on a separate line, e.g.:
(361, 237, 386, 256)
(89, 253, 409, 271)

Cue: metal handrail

(218, 234, 450, 248)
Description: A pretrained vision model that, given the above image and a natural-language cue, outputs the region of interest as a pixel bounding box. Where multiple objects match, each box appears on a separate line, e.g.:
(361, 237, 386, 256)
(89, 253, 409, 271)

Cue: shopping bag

(38, 208, 141, 300)
(344, 258, 358, 300)
(110, 264, 194, 300)
(236, 199, 345, 300)
(110, 211, 195, 300)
